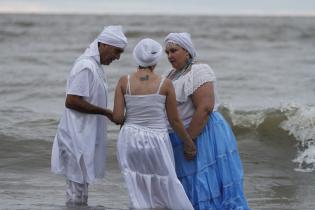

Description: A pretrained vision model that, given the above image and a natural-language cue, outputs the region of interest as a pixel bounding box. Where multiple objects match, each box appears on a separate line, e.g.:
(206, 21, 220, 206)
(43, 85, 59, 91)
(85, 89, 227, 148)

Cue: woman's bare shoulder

(159, 78, 174, 95)
(116, 75, 129, 94)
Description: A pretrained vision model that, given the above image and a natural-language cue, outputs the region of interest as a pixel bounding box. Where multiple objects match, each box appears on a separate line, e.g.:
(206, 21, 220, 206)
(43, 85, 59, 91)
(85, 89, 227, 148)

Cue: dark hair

(138, 65, 154, 71)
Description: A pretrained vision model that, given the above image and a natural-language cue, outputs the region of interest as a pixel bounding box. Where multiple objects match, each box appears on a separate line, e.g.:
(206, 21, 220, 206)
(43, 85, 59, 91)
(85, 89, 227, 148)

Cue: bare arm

(65, 94, 113, 120)
(186, 82, 215, 140)
(112, 76, 126, 125)
(164, 79, 196, 160)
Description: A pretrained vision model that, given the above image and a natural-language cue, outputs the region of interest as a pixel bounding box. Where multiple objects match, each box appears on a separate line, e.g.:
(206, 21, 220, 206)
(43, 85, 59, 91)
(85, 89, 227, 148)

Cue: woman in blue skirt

(164, 32, 250, 210)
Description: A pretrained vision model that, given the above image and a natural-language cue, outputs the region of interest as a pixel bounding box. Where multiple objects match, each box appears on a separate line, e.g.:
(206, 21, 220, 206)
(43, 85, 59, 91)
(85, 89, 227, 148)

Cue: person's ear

(186, 52, 190, 59)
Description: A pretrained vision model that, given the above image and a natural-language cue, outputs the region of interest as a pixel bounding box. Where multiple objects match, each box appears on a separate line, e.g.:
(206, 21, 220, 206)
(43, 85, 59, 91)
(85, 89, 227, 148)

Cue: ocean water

(0, 14, 315, 210)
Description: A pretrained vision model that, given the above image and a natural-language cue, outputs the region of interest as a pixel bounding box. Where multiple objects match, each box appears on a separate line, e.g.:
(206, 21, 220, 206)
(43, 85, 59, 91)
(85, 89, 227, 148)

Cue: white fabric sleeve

(192, 64, 216, 92)
(173, 64, 216, 102)
(67, 68, 94, 97)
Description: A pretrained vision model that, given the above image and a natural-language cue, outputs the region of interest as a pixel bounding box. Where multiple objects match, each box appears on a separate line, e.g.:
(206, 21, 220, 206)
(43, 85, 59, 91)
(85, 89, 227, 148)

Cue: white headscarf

(133, 38, 162, 67)
(97, 25, 128, 49)
(80, 25, 128, 62)
(164, 32, 196, 59)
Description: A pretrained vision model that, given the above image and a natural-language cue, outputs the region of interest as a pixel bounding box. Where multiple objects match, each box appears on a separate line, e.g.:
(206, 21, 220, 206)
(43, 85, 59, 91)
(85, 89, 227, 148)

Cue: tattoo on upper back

(140, 75, 149, 81)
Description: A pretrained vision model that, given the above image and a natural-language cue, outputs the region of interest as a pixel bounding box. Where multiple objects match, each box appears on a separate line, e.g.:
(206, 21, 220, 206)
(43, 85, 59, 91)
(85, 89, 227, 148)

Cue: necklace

(167, 60, 194, 81)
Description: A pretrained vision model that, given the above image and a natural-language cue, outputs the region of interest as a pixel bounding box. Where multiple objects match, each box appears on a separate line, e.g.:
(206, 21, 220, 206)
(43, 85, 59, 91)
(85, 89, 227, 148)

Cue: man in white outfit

(51, 25, 128, 206)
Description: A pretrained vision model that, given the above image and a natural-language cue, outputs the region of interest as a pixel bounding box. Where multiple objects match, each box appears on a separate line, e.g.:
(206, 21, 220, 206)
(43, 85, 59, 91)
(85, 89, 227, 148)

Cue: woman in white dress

(112, 38, 196, 209)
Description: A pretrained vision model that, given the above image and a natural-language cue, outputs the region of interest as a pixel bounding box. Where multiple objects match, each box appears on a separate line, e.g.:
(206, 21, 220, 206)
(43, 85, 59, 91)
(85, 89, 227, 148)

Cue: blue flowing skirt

(169, 112, 250, 210)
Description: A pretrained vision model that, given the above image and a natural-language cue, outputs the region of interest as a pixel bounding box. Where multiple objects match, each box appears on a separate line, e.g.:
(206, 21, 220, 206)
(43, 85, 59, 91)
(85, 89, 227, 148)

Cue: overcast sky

(1, 0, 315, 15)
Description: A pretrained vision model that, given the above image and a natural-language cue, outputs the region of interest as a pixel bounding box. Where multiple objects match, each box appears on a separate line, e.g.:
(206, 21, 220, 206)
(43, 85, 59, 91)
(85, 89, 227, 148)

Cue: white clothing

(51, 42, 108, 184)
(66, 156, 89, 206)
(66, 180, 88, 206)
(133, 38, 162, 67)
(78, 25, 127, 67)
(165, 32, 197, 59)
(80, 39, 101, 63)
(167, 63, 219, 131)
(97, 25, 128, 49)
(117, 76, 194, 210)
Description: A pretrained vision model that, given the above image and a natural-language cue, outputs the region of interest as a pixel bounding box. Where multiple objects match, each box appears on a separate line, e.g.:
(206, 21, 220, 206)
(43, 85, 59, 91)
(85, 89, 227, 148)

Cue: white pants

(66, 179, 88, 206)
(65, 157, 89, 206)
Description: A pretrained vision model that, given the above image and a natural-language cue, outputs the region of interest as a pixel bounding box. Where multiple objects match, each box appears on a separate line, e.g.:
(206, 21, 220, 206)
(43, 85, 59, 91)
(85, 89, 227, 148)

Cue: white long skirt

(117, 124, 193, 210)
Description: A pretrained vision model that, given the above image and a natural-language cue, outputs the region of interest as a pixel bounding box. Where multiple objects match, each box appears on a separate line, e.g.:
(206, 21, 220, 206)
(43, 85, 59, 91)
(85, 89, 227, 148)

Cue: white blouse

(167, 63, 219, 130)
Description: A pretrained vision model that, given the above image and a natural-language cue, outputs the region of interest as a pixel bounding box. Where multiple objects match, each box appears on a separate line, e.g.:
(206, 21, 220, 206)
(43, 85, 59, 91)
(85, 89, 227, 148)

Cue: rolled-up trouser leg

(65, 157, 89, 206)
(66, 180, 88, 206)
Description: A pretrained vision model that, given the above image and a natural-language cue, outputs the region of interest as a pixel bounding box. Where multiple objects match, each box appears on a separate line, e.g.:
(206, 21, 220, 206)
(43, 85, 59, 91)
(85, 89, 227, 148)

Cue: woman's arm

(112, 76, 127, 125)
(164, 79, 196, 160)
(187, 82, 215, 140)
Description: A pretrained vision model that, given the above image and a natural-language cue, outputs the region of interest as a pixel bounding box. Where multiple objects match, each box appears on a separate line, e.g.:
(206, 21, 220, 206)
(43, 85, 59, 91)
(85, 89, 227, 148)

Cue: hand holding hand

(103, 109, 120, 125)
(183, 139, 196, 160)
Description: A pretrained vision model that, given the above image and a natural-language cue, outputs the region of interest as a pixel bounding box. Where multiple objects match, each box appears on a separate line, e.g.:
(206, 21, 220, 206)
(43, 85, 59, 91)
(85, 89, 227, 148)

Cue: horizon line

(1, 11, 315, 17)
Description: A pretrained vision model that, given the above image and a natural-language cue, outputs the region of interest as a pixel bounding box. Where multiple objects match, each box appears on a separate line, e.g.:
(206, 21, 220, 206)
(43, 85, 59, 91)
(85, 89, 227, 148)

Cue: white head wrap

(133, 38, 162, 67)
(79, 25, 127, 63)
(164, 32, 196, 59)
(97, 25, 128, 49)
